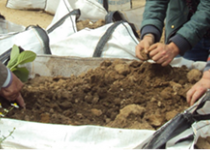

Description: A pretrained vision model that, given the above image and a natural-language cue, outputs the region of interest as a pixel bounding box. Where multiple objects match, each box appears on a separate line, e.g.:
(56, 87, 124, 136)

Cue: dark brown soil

(0, 59, 205, 147)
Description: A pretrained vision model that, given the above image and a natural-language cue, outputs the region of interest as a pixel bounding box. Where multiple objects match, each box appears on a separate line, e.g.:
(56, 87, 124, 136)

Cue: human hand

(187, 70, 210, 106)
(135, 34, 155, 60)
(148, 42, 180, 66)
(0, 73, 25, 108)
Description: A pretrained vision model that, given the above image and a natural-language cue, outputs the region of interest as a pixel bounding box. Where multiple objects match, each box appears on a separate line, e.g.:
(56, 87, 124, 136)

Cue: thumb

(144, 42, 152, 53)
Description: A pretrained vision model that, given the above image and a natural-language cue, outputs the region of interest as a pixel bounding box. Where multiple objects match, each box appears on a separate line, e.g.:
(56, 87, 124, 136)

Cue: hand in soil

(148, 42, 179, 66)
(0, 73, 25, 108)
(187, 69, 209, 106)
(135, 34, 154, 61)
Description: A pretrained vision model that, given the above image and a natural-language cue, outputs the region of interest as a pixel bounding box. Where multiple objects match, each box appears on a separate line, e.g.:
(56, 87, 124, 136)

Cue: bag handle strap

(105, 11, 126, 24)
(105, 11, 139, 38)
(47, 9, 81, 34)
(92, 20, 139, 57)
(0, 26, 51, 64)
(103, 0, 109, 12)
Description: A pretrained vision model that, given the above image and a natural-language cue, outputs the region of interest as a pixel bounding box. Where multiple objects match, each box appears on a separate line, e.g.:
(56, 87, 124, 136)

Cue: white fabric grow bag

(0, 55, 208, 149)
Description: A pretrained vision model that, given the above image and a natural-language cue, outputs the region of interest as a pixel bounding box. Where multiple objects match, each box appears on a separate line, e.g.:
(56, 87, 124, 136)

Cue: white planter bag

(50, 20, 139, 60)
(0, 26, 51, 64)
(46, 0, 107, 45)
(46, 9, 79, 45)
(45, 0, 139, 59)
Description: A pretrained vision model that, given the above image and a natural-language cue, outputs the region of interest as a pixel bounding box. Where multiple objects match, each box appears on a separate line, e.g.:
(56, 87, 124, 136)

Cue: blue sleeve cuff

(140, 25, 161, 42)
(2, 68, 13, 88)
(169, 34, 192, 56)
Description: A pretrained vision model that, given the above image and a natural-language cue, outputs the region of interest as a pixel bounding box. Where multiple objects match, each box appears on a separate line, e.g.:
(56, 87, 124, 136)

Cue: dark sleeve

(140, 0, 168, 40)
(0, 62, 8, 88)
(140, 25, 162, 42)
(169, 34, 191, 55)
(176, 0, 210, 49)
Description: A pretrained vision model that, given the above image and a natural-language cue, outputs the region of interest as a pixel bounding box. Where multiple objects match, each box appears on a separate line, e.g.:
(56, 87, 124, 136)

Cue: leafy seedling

(6, 45, 36, 82)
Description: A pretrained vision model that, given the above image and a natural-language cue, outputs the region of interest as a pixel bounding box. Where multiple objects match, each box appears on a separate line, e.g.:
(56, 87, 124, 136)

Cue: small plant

(7, 44, 37, 82)
(0, 127, 15, 148)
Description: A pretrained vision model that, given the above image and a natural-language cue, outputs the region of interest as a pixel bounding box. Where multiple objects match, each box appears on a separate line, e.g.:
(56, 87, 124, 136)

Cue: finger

(16, 94, 25, 108)
(150, 50, 164, 62)
(144, 43, 152, 53)
(161, 58, 173, 67)
(148, 44, 158, 52)
(186, 88, 195, 104)
(190, 88, 206, 106)
(135, 44, 145, 60)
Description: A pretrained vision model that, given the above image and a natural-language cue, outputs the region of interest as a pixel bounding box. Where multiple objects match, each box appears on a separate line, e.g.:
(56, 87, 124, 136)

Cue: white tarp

(0, 55, 208, 149)
(1, 118, 154, 149)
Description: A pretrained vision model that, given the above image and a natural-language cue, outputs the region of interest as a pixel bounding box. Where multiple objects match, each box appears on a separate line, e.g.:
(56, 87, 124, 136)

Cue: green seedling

(7, 44, 37, 82)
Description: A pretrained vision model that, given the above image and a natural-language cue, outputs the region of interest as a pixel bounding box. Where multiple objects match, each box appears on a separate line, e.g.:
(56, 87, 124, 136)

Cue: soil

(0, 60, 201, 129)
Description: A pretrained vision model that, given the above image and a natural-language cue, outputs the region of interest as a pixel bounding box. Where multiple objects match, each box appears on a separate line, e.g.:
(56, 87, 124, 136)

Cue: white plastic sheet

(1, 118, 154, 149)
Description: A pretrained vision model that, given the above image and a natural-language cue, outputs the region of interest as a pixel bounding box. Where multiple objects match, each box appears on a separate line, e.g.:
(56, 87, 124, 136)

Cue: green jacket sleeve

(177, 0, 210, 48)
(140, 0, 169, 41)
(0, 62, 8, 88)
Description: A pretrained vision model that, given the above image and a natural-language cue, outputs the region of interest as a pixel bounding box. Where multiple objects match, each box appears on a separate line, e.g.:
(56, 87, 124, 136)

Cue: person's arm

(171, 0, 210, 55)
(186, 61, 210, 106)
(135, 0, 169, 60)
(140, 0, 169, 42)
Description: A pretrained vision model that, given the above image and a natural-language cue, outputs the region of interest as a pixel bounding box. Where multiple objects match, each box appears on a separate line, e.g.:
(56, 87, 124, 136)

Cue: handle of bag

(102, 0, 109, 12)
(47, 9, 81, 34)
(92, 20, 139, 57)
(105, 11, 139, 38)
(27, 26, 51, 55)
(0, 26, 51, 64)
(105, 11, 126, 24)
